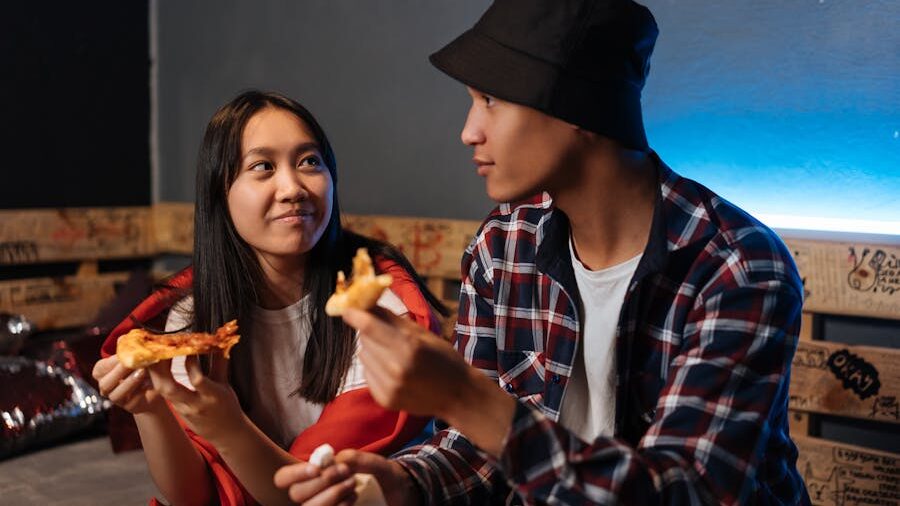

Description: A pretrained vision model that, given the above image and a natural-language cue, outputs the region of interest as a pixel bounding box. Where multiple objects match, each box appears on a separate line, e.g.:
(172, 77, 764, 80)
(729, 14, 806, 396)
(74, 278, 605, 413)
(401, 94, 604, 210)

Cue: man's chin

(487, 185, 539, 205)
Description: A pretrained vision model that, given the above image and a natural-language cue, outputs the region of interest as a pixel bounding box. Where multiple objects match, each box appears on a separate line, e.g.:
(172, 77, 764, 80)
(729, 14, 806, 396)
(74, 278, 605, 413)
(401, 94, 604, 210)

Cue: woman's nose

(274, 167, 308, 202)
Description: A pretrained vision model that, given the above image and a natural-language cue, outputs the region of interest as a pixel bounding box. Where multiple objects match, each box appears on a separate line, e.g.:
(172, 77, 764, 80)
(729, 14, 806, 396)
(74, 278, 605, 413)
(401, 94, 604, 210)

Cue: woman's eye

(300, 155, 322, 168)
(249, 161, 272, 172)
(483, 94, 496, 107)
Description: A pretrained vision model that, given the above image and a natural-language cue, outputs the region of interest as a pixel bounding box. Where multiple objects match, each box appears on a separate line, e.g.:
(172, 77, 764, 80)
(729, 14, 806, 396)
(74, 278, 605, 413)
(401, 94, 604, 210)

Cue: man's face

(461, 86, 582, 202)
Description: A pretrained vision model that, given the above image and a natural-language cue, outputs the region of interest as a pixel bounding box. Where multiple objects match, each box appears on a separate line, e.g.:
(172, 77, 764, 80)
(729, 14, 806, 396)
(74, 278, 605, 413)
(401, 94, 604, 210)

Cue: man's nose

(460, 105, 485, 146)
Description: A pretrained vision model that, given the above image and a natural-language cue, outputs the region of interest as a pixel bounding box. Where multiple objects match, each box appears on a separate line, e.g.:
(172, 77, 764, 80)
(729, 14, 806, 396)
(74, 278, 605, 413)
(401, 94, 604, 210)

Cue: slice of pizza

(325, 248, 393, 316)
(116, 319, 240, 369)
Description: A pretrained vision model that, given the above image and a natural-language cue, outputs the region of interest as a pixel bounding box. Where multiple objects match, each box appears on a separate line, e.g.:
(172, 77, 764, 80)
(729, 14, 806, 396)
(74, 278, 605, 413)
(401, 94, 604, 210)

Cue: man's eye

(483, 95, 496, 107)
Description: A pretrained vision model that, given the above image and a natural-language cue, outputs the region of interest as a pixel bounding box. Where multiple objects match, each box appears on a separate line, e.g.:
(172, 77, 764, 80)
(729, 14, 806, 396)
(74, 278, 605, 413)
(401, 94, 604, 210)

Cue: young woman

(93, 90, 446, 506)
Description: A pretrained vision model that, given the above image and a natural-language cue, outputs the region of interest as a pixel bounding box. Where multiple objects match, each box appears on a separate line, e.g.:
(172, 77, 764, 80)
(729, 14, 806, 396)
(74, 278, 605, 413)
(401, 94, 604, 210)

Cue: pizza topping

(116, 319, 240, 369)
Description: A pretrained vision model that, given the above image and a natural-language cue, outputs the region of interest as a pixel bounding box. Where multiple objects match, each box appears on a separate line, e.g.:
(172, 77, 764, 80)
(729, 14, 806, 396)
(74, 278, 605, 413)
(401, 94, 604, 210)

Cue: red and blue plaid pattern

(395, 157, 810, 505)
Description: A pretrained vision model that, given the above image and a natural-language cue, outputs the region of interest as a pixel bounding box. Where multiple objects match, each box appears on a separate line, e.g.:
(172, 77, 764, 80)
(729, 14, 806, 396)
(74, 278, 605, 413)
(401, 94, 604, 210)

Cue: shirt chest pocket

(496, 350, 546, 403)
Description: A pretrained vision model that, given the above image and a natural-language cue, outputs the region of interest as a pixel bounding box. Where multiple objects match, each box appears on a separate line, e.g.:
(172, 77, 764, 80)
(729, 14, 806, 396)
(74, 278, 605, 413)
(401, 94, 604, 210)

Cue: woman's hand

(146, 353, 243, 443)
(273, 449, 421, 506)
(92, 355, 163, 414)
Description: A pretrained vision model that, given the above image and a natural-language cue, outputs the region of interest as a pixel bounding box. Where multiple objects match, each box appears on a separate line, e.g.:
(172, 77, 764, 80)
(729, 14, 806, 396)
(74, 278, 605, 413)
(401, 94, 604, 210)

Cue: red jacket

(101, 259, 439, 505)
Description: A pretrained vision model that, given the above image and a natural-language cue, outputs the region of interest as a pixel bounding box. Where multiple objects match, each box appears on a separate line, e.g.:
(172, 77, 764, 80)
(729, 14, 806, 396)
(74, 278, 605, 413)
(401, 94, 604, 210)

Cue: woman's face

(227, 107, 334, 270)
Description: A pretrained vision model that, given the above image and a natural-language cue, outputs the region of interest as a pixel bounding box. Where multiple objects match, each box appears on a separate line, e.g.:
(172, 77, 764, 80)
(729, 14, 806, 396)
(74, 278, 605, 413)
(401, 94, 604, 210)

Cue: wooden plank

(800, 312, 816, 342)
(141, 207, 482, 274)
(151, 202, 194, 255)
(441, 302, 459, 341)
(342, 214, 480, 279)
(0, 207, 153, 265)
(0, 273, 129, 329)
(791, 312, 817, 436)
(790, 339, 900, 425)
(786, 238, 900, 321)
(795, 435, 900, 505)
(791, 410, 811, 438)
(76, 260, 99, 278)
(426, 277, 446, 301)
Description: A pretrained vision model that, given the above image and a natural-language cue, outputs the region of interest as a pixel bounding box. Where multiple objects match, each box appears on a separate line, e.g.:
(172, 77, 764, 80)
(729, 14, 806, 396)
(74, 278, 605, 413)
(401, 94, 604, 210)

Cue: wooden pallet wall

(1, 203, 898, 504)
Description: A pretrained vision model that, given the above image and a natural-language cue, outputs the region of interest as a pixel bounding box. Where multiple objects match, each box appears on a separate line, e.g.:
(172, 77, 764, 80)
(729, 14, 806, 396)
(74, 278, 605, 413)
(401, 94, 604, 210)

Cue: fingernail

(344, 476, 357, 487)
(130, 369, 145, 380)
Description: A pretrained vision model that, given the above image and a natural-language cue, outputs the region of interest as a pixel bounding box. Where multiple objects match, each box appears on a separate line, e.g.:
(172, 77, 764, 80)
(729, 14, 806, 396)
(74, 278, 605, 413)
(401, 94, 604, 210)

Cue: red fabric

(102, 259, 439, 506)
(100, 266, 193, 359)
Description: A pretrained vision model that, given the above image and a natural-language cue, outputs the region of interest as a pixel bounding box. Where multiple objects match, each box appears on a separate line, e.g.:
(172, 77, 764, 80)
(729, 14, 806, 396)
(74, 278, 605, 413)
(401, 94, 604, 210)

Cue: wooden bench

(2, 203, 898, 505)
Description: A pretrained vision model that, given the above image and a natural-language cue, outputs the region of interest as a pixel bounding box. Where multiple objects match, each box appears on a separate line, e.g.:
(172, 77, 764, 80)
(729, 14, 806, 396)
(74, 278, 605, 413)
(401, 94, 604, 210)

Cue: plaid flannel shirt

(395, 157, 810, 505)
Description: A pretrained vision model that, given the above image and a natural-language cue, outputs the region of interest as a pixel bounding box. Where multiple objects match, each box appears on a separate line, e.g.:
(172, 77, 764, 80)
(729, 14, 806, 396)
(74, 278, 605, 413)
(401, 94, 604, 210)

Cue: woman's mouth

(273, 210, 314, 224)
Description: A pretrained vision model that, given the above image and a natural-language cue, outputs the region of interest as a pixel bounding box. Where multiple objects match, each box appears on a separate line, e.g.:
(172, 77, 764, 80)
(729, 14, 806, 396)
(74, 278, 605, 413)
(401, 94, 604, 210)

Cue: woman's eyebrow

(243, 146, 276, 160)
(242, 142, 320, 160)
(292, 142, 320, 154)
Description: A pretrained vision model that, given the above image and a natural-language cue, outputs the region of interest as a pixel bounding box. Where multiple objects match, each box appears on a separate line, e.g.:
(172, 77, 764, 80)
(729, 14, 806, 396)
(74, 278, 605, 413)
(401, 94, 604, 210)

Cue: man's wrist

(394, 460, 428, 506)
(442, 366, 517, 457)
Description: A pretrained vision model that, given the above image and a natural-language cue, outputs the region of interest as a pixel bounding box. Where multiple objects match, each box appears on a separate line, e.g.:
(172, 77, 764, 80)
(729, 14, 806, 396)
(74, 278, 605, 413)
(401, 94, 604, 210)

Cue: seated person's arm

(368, 238, 804, 505)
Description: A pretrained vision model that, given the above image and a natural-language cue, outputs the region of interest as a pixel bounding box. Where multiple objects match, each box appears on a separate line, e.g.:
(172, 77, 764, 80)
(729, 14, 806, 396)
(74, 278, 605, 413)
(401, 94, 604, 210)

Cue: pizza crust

(325, 248, 392, 316)
(116, 319, 240, 369)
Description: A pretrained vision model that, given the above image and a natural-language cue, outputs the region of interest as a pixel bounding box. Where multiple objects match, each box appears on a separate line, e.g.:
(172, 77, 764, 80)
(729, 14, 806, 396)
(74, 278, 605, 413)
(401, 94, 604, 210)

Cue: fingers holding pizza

(92, 355, 163, 415)
(145, 352, 244, 440)
(104, 319, 244, 438)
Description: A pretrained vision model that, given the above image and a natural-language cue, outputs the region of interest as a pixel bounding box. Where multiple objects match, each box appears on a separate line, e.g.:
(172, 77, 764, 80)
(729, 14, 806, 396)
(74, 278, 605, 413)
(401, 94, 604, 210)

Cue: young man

(276, 0, 810, 504)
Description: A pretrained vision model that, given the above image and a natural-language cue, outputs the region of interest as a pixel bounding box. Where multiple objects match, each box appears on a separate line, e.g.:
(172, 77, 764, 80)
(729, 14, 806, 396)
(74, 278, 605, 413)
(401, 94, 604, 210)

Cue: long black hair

(192, 90, 448, 404)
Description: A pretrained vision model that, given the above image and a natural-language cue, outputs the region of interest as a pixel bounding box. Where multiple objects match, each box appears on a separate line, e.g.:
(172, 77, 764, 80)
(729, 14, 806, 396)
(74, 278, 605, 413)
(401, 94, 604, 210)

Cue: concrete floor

(0, 435, 159, 505)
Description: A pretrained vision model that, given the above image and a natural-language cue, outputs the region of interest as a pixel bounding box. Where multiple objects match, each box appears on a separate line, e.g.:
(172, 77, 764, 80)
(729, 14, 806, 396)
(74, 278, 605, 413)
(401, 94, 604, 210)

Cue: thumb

(335, 449, 390, 476)
(184, 354, 209, 390)
(336, 450, 416, 506)
(208, 351, 230, 383)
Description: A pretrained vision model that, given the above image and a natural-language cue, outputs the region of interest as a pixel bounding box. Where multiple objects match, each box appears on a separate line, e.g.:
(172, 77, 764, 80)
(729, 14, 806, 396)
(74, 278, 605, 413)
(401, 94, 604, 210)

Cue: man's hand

(273, 459, 358, 506)
(342, 307, 472, 419)
(274, 450, 420, 506)
(342, 307, 517, 457)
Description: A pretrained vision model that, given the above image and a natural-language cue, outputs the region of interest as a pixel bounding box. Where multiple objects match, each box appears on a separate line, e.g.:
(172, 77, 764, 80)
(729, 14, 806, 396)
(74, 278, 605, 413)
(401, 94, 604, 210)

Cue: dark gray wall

(157, 0, 493, 220)
(156, 0, 900, 226)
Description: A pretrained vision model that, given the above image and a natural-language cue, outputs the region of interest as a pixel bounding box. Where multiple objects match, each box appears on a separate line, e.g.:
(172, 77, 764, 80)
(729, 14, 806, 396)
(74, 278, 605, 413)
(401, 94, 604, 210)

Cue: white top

(166, 289, 408, 449)
(558, 237, 641, 442)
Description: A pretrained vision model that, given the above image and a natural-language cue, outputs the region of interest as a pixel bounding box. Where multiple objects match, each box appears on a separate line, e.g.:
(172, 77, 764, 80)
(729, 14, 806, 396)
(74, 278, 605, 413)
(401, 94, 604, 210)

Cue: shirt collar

(536, 153, 717, 286)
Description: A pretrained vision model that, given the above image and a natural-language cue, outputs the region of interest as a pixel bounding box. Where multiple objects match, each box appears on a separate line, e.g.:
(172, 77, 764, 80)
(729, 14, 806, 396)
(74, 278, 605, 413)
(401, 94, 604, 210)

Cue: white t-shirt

(558, 237, 641, 442)
(166, 289, 408, 449)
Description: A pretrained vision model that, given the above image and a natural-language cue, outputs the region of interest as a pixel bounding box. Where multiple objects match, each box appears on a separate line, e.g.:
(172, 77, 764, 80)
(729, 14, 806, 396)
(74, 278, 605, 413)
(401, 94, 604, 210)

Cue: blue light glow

(642, 0, 899, 238)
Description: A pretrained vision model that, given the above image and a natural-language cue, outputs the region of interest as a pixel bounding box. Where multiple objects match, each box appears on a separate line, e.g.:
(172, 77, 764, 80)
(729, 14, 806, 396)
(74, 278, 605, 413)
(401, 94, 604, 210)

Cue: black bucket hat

(430, 0, 658, 152)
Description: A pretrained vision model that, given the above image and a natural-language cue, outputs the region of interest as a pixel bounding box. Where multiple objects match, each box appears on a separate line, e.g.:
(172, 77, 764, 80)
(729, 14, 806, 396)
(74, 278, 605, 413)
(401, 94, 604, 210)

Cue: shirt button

(551, 374, 561, 384)
(504, 384, 514, 393)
